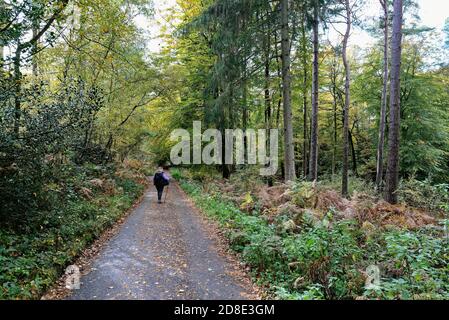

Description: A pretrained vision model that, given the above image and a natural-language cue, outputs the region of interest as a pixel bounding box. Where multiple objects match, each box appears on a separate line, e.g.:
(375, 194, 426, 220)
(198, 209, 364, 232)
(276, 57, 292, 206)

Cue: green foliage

(397, 178, 449, 213)
(0, 81, 102, 222)
(364, 228, 449, 299)
(0, 80, 103, 224)
(353, 37, 449, 183)
(0, 167, 145, 299)
(180, 175, 449, 300)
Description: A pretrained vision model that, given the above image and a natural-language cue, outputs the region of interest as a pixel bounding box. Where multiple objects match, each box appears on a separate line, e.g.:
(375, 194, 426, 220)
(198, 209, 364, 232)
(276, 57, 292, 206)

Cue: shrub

(397, 178, 449, 213)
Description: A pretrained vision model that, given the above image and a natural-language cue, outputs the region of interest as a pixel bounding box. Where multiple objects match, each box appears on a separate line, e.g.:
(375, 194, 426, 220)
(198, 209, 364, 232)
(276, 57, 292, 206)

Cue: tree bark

(263, 20, 274, 186)
(13, 46, 22, 136)
(349, 129, 358, 176)
(385, 0, 403, 204)
(309, 0, 319, 182)
(330, 52, 338, 179)
(301, 10, 309, 178)
(376, 0, 389, 190)
(280, 0, 296, 182)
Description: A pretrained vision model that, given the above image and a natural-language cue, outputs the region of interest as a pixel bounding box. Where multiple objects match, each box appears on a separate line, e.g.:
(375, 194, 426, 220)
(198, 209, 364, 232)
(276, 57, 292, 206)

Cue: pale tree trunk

(341, 0, 351, 197)
(309, 0, 319, 182)
(280, 0, 296, 182)
(376, 0, 389, 190)
(385, 0, 403, 204)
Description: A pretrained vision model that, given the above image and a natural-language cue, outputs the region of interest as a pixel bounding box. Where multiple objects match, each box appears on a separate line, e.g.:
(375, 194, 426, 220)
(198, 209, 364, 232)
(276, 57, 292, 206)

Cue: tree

(384, 0, 403, 204)
(281, 0, 296, 181)
(341, 0, 351, 197)
(309, 0, 320, 182)
(375, 0, 389, 190)
(1, 0, 70, 135)
(300, 9, 310, 178)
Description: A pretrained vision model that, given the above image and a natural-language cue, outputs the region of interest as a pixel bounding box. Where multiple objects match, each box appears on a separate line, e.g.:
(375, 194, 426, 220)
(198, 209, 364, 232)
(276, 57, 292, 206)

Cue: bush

(0, 80, 103, 226)
(398, 178, 449, 213)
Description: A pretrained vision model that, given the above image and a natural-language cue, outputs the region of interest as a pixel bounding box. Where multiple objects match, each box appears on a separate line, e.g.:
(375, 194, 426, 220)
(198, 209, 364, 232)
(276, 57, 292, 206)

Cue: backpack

(154, 172, 169, 187)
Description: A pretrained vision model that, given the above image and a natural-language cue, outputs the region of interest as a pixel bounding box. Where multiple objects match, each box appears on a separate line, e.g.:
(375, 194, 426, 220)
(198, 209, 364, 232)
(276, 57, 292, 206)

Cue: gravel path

(68, 182, 257, 300)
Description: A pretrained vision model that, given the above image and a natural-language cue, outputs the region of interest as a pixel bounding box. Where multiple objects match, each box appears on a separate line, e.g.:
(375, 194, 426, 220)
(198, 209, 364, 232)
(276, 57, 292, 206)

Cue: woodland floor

(61, 181, 258, 300)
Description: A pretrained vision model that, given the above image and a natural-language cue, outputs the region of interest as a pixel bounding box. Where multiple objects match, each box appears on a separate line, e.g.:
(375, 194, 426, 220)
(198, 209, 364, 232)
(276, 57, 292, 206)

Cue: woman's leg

(157, 186, 164, 202)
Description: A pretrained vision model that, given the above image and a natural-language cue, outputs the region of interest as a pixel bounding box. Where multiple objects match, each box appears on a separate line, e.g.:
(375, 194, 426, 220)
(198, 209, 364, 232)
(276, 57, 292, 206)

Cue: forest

(0, 0, 448, 300)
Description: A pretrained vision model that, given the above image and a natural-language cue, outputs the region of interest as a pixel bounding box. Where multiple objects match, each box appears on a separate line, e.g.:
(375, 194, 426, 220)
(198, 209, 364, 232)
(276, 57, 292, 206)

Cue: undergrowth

(177, 169, 449, 300)
(0, 162, 146, 299)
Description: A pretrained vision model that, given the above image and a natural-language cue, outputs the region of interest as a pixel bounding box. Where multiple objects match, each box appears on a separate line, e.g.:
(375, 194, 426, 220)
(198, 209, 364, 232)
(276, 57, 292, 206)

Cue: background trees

(149, 0, 449, 203)
(2, 0, 449, 213)
(0, 0, 157, 223)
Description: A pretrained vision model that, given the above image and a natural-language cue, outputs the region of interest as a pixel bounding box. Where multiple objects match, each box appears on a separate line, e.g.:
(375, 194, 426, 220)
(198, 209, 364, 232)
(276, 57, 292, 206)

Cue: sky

(138, 0, 449, 53)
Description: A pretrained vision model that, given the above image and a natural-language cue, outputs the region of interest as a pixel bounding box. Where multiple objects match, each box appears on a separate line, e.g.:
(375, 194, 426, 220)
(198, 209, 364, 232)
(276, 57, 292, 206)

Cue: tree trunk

(330, 53, 338, 179)
(280, 0, 296, 182)
(341, 0, 351, 197)
(32, 25, 39, 76)
(13, 45, 22, 136)
(264, 25, 274, 186)
(309, 0, 319, 182)
(385, 0, 403, 204)
(301, 10, 309, 179)
(376, 0, 389, 190)
(242, 64, 248, 162)
(349, 129, 358, 176)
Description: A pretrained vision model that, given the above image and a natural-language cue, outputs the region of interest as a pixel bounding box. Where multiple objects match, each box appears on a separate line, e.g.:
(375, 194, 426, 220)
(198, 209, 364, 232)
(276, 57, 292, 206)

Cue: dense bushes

(180, 174, 449, 300)
(0, 80, 104, 225)
(0, 164, 145, 299)
(398, 178, 449, 213)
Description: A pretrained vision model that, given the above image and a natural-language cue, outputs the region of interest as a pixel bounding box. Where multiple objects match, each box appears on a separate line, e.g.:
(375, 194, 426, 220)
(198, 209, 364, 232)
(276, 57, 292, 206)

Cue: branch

(18, 0, 69, 51)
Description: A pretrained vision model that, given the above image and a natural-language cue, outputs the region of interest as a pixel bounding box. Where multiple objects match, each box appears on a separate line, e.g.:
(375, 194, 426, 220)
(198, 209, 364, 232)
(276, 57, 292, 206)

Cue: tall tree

(309, 0, 320, 181)
(384, 0, 403, 204)
(281, 0, 296, 181)
(341, 0, 351, 197)
(375, 0, 389, 190)
(300, 6, 310, 178)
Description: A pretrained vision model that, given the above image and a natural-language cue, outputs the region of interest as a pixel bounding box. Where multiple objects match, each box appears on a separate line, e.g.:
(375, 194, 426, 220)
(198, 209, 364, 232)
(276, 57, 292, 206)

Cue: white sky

(139, 0, 449, 53)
